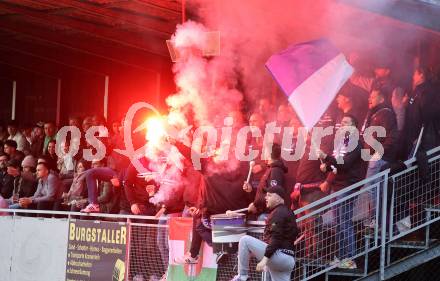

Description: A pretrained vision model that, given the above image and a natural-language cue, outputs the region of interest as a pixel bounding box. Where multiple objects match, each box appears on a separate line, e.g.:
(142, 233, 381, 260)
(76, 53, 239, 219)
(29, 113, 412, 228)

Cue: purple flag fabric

(266, 38, 353, 129)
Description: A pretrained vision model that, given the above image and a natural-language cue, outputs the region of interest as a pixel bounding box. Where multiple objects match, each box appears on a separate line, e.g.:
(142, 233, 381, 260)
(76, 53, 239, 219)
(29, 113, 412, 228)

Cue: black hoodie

(253, 159, 288, 213)
(175, 141, 253, 216)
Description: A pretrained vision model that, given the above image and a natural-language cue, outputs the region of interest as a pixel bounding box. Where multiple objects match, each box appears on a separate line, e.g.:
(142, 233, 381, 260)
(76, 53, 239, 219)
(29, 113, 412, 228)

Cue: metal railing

(291, 170, 389, 280)
(0, 209, 265, 281)
(292, 145, 440, 281)
(388, 148, 440, 242)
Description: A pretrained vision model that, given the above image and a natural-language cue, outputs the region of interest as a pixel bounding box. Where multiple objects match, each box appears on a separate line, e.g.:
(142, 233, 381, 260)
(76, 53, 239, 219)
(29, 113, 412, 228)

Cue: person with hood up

(245, 143, 289, 219)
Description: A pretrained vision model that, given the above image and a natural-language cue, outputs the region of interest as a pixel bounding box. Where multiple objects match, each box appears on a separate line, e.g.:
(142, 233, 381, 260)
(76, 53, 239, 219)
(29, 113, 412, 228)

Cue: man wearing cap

(21, 155, 37, 173)
(231, 185, 299, 281)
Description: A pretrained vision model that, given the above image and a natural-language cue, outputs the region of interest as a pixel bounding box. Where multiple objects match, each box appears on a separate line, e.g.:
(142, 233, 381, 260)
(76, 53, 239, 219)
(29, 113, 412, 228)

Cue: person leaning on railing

(290, 139, 329, 259)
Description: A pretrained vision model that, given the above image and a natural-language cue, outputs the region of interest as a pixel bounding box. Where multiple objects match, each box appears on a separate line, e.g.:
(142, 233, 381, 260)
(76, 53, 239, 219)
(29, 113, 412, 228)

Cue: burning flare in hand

(145, 116, 168, 147)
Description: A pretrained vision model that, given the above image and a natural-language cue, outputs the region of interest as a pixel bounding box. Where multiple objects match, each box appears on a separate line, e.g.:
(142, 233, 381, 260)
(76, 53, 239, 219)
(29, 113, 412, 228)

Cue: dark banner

(66, 220, 127, 281)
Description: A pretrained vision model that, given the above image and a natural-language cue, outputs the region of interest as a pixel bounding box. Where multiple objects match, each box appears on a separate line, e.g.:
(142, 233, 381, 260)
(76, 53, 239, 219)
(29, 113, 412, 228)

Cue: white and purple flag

(266, 38, 353, 130)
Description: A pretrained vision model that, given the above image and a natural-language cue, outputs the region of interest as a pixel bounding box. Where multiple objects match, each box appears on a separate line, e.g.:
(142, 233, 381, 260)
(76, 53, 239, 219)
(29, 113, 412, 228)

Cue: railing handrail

(0, 208, 266, 226)
(391, 150, 440, 179)
(294, 144, 440, 218)
(296, 181, 380, 223)
(294, 169, 389, 216)
(0, 208, 164, 221)
(403, 144, 440, 166)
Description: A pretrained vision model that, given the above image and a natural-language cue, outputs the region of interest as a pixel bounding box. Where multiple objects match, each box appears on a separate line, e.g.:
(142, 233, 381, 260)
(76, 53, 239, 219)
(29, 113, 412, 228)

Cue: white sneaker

(80, 203, 100, 213)
(329, 256, 341, 267)
(396, 216, 411, 233)
(338, 259, 357, 269)
(133, 274, 144, 281)
(230, 275, 247, 281)
(173, 252, 199, 264)
(364, 219, 376, 228)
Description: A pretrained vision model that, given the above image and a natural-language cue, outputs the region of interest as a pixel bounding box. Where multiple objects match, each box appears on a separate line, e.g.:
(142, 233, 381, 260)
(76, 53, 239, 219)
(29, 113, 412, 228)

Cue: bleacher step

(355, 243, 440, 281)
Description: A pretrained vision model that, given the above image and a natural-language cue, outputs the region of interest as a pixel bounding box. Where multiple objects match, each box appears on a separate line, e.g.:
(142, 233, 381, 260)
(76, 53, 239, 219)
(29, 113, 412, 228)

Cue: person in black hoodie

(170, 136, 253, 264)
(230, 185, 298, 281)
(246, 143, 288, 219)
(123, 156, 159, 216)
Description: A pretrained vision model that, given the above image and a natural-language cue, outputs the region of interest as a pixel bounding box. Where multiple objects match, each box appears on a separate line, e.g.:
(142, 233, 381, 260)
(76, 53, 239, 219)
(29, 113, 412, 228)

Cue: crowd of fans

(0, 58, 439, 274)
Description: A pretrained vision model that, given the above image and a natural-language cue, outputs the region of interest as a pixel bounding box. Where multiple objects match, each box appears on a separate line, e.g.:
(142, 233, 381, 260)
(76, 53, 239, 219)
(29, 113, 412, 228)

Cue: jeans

(333, 194, 356, 259)
(236, 235, 295, 281)
(8, 203, 21, 209)
(257, 213, 269, 221)
(85, 168, 117, 204)
(9, 201, 54, 211)
(363, 159, 388, 220)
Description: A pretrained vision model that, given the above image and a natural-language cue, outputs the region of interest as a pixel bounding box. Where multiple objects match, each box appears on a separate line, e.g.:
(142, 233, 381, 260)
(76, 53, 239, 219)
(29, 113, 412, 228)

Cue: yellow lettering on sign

(120, 226, 127, 245)
(69, 223, 75, 240)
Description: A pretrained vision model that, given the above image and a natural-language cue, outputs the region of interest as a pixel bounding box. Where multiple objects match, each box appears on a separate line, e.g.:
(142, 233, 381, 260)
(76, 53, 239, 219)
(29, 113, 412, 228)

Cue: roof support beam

(0, 1, 169, 56)
(0, 19, 166, 72)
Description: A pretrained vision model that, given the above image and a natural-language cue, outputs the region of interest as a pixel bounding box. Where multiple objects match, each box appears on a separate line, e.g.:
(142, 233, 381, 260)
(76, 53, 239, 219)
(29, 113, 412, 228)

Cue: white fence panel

(10, 217, 68, 281)
(0, 216, 14, 281)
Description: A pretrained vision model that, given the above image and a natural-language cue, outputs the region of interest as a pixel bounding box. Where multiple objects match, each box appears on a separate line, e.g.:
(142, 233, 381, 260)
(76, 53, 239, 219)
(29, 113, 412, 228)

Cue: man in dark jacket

(4, 159, 37, 207)
(246, 143, 288, 217)
(318, 114, 363, 269)
(123, 157, 158, 216)
(361, 88, 398, 226)
(231, 185, 298, 281)
(171, 137, 253, 263)
(402, 66, 440, 158)
(290, 137, 329, 259)
(0, 152, 13, 199)
(319, 115, 364, 193)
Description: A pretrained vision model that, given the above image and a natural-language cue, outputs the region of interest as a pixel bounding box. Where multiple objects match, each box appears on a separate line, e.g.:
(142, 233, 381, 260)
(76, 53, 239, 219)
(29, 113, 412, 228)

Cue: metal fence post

(380, 172, 389, 280)
(125, 218, 132, 281)
(388, 179, 395, 242)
